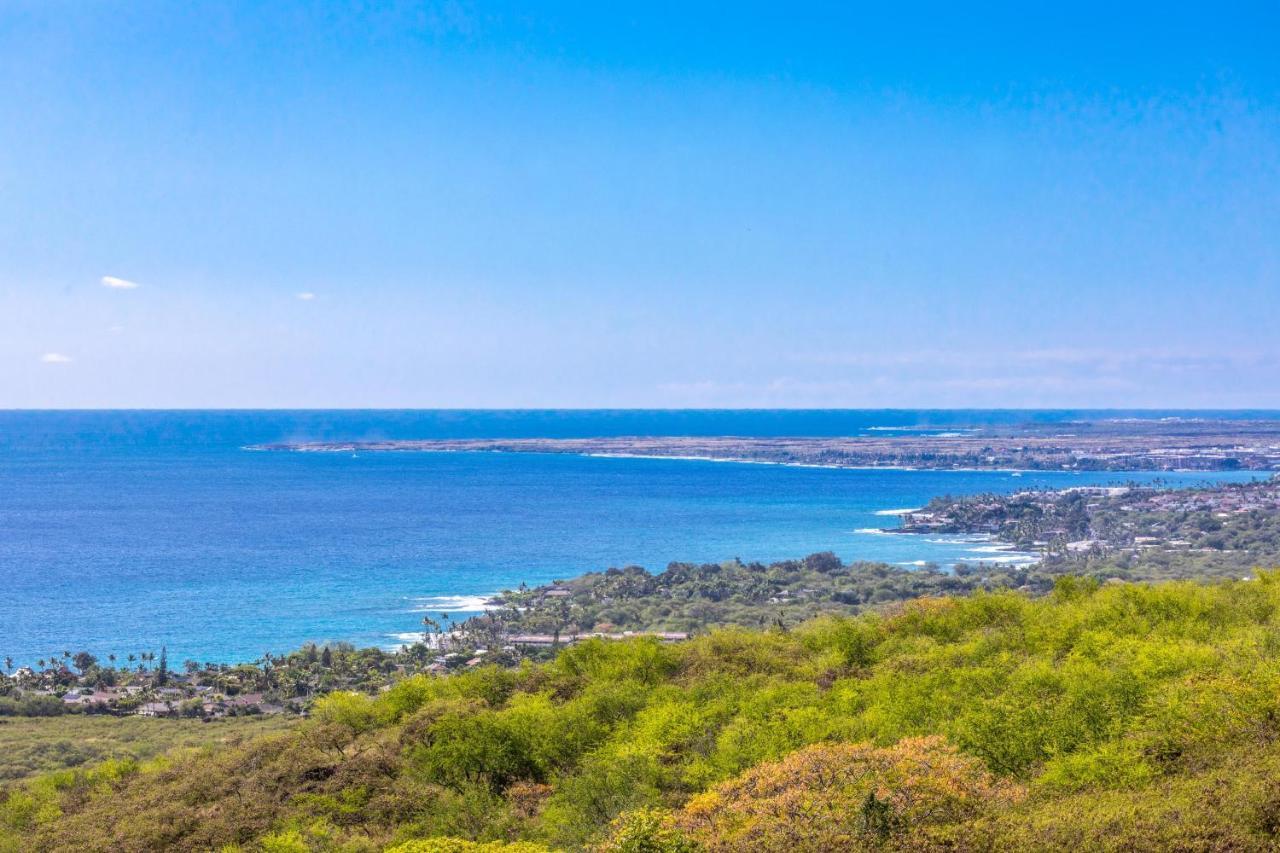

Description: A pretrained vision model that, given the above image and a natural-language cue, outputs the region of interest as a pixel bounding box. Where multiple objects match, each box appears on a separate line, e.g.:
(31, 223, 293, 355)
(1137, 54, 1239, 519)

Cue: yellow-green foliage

(0, 713, 292, 782)
(8, 576, 1280, 851)
(673, 736, 1019, 851)
(386, 840, 551, 853)
(593, 808, 697, 853)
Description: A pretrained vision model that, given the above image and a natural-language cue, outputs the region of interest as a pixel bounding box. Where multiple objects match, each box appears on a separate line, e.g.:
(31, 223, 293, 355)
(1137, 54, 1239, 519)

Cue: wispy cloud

(41, 352, 73, 364)
(101, 275, 140, 290)
(296, 292, 316, 301)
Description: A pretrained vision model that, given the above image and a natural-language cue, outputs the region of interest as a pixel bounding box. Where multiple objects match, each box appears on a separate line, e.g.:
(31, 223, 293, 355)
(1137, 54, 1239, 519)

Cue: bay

(0, 410, 1263, 666)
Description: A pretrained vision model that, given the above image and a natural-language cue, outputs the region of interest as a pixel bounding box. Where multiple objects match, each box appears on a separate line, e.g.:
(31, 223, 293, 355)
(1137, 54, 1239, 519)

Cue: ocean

(0, 410, 1267, 667)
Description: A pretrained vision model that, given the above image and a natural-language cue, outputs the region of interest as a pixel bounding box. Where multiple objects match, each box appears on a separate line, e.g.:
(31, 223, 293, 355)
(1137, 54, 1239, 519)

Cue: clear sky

(2, 1, 1278, 408)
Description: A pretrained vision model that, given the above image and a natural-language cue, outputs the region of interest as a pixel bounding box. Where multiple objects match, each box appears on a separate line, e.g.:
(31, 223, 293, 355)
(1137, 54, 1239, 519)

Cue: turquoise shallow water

(0, 410, 1266, 666)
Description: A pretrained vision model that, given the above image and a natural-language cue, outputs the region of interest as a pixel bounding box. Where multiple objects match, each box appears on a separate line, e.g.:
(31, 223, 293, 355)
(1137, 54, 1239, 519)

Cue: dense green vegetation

(9, 575, 1280, 850)
(463, 553, 1046, 640)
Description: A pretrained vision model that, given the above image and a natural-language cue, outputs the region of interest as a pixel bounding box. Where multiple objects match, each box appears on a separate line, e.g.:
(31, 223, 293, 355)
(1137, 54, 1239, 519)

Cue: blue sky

(2, 1, 1278, 408)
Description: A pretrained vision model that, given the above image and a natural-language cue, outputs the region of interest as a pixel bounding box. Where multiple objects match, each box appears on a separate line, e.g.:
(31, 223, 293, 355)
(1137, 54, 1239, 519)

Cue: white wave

(897, 560, 931, 566)
(867, 426, 976, 433)
(973, 555, 1039, 564)
(585, 453, 849, 470)
(584, 452, 938, 472)
(854, 527, 898, 535)
(384, 632, 431, 653)
(874, 508, 921, 516)
(586, 452, 727, 462)
(385, 629, 468, 652)
(410, 595, 497, 612)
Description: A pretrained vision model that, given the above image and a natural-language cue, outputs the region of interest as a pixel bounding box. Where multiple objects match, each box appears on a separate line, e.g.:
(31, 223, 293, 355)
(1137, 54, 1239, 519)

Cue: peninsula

(251, 418, 1280, 471)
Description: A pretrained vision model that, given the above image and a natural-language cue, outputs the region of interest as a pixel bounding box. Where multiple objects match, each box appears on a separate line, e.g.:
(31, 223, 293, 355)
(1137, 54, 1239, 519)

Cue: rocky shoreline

(889, 477, 1280, 575)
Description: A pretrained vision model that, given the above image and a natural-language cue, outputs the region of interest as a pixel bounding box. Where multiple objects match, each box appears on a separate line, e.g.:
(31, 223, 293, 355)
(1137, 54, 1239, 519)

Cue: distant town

(898, 476, 1280, 574)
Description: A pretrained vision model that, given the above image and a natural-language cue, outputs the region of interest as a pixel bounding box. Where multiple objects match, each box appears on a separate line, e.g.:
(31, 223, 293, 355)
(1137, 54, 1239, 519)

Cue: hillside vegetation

(0, 715, 292, 783)
(8, 575, 1280, 851)
(463, 553, 1029, 640)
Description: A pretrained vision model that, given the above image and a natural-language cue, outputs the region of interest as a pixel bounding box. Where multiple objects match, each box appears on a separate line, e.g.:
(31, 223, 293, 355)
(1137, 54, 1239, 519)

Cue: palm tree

(421, 614, 441, 645)
(108, 654, 116, 667)
(37, 659, 45, 671)
(3, 656, 12, 675)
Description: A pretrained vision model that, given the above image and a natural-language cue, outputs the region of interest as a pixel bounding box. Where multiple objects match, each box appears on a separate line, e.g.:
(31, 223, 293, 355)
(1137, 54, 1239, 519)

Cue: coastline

(246, 422, 1280, 472)
(8, 410, 1273, 671)
(255, 442, 1247, 477)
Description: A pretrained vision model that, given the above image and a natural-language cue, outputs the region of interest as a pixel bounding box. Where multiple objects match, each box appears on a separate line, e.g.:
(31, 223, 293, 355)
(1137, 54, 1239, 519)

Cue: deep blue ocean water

(0, 410, 1268, 667)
